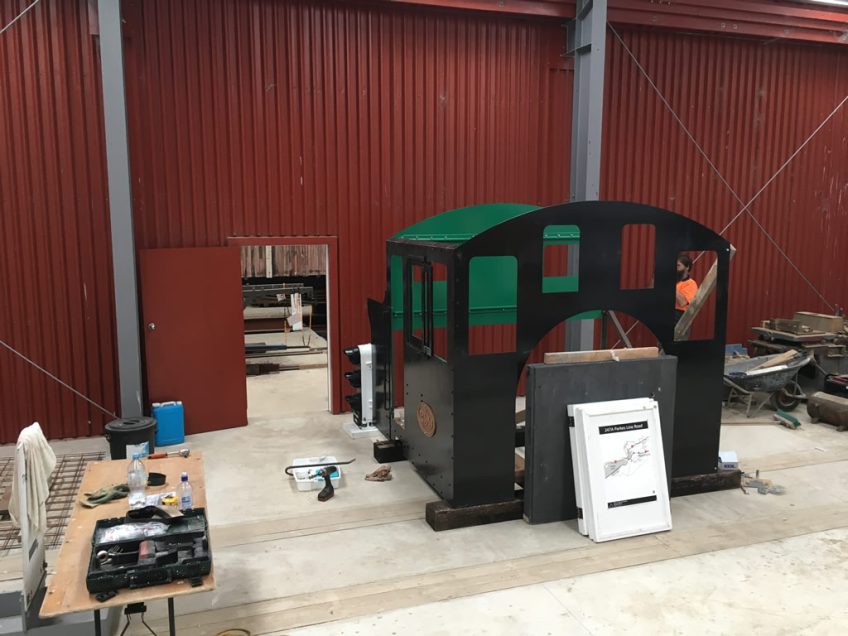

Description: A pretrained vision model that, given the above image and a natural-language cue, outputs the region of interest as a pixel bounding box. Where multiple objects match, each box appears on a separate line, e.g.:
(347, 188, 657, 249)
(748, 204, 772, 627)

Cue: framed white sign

(571, 398, 672, 542)
(567, 420, 589, 536)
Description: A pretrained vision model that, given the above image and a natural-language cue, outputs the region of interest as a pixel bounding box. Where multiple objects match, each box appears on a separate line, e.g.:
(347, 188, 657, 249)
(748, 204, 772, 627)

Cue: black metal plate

(524, 356, 677, 524)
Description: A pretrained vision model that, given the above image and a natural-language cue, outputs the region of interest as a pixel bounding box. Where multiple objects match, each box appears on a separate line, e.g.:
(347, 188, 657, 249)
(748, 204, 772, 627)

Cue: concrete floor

(245, 329, 330, 419)
(3, 367, 848, 635)
(287, 528, 848, 636)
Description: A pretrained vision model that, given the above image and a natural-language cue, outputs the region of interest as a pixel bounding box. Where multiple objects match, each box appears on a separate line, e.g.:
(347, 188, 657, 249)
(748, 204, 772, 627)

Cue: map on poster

(599, 420, 659, 509)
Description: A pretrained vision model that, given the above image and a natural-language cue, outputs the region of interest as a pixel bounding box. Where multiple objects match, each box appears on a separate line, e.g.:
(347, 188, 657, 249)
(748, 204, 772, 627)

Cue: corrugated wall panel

(605, 29, 848, 347)
(5, 0, 848, 439)
(122, 0, 571, 411)
(0, 0, 118, 442)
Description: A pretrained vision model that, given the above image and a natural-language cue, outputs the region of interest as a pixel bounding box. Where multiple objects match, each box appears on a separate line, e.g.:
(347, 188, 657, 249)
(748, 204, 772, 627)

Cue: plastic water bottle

(178, 472, 193, 511)
(127, 453, 147, 508)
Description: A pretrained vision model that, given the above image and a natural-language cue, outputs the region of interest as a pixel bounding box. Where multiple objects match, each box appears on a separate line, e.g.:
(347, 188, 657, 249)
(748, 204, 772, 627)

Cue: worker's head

(677, 255, 693, 280)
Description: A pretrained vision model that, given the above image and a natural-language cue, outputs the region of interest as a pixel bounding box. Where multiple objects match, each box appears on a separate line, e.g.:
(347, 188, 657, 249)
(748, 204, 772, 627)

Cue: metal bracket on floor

(342, 421, 381, 439)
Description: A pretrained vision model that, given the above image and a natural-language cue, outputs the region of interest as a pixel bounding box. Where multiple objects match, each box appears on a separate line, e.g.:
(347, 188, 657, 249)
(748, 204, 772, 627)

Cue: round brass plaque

(417, 401, 436, 438)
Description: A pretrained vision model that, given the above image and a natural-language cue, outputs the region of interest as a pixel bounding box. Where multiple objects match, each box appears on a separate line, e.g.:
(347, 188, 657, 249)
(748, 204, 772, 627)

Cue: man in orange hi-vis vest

(675, 255, 698, 330)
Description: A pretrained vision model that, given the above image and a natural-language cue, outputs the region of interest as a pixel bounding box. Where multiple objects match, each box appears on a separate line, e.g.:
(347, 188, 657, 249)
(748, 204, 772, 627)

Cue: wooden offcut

(749, 349, 799, 371)
(543, 347, 658, 365)
(670, 469, 742, 497)
(425, 497, 524, 531)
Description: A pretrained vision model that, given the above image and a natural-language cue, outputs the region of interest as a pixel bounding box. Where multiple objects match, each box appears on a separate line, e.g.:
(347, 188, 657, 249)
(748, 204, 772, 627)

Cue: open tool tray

(86, 507, 211, 593)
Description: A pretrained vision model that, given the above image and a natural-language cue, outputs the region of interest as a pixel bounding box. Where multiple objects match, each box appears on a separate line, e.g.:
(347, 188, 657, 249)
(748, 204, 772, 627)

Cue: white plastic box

(291, 456, 343, 492)
(718, 450, 738, 471)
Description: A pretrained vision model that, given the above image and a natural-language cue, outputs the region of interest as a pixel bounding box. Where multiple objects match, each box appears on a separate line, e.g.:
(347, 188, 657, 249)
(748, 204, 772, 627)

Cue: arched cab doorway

(519, 313, 677, 524)
(375, 201, 731, 509)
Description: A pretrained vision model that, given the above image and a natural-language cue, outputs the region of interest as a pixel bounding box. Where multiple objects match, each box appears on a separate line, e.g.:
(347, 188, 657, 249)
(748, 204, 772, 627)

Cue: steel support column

(566, 0, 607, 351)
(98, 0, 143, 417)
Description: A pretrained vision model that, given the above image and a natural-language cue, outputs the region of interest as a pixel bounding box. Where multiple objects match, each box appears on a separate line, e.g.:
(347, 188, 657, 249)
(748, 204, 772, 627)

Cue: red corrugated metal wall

(121, 0, 572, 412)
(121, 0, 848, 413)
(606, 29, 848, 345)
(0, 0, 118, 442)
(3, 0, 848, 439)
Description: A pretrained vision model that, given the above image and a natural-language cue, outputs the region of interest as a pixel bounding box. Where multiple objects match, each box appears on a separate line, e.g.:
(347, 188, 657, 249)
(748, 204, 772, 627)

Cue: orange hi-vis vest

(676, 278, 698, 312)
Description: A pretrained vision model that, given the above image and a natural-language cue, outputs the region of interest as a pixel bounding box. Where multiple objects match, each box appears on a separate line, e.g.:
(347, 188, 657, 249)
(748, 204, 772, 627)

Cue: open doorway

(238, 242, 331, 420)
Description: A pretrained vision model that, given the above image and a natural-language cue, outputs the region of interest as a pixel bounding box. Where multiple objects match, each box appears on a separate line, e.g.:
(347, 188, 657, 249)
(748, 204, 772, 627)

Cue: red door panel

(140, 247, 247, 434)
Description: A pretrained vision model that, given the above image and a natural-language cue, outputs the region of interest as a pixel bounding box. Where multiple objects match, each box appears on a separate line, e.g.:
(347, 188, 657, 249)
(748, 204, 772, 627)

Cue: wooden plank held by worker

(543, 347, 658, 365)
(674, 245, 736, 340)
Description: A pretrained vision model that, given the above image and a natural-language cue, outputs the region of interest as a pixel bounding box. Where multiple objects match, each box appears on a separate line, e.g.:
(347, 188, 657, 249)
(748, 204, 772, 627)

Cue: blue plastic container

(152, 401, 185, 447)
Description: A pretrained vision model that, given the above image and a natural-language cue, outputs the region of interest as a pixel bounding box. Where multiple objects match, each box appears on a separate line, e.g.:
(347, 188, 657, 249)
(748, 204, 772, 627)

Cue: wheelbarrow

(724, 352, 812, 417)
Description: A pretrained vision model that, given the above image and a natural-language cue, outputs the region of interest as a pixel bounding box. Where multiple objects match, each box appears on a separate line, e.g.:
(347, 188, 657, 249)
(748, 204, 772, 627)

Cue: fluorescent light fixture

(801, 0, 848, 7)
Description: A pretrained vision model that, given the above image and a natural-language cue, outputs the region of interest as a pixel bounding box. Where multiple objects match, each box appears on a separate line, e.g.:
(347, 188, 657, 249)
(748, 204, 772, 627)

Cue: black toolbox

(86, 506, 211, 594)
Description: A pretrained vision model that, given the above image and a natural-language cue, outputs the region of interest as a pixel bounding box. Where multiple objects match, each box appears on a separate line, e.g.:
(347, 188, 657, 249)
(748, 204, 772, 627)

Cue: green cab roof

(393, 203, 579, 244)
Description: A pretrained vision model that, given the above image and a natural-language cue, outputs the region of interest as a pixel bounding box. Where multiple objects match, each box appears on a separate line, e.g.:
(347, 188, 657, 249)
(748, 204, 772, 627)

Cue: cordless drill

(317, 466, 337, 502)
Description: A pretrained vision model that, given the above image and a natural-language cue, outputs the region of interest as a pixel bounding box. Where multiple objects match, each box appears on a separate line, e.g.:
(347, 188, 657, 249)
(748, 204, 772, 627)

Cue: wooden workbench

(39, 453, 215, 631)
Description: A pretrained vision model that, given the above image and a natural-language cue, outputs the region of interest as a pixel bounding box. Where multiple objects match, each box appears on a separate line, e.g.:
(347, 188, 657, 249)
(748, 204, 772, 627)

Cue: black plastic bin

(105, 417, 157, 460)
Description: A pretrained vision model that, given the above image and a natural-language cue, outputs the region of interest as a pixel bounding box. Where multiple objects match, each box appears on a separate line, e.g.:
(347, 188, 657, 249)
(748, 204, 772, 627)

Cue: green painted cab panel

(390, 204, 591, 328)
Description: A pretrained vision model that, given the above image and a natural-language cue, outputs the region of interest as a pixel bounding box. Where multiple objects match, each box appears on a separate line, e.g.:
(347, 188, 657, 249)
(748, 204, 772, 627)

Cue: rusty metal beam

(380, 0, 573, 18)
(373, 0, 848, 45)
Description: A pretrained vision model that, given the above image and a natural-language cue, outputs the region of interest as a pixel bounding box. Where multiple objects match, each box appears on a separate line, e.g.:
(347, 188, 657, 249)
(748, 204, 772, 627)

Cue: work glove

(82, 483, 130, 508)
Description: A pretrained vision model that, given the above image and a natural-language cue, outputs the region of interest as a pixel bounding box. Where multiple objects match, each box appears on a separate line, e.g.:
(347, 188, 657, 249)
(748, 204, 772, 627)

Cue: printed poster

(598, 420, 659, 509)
